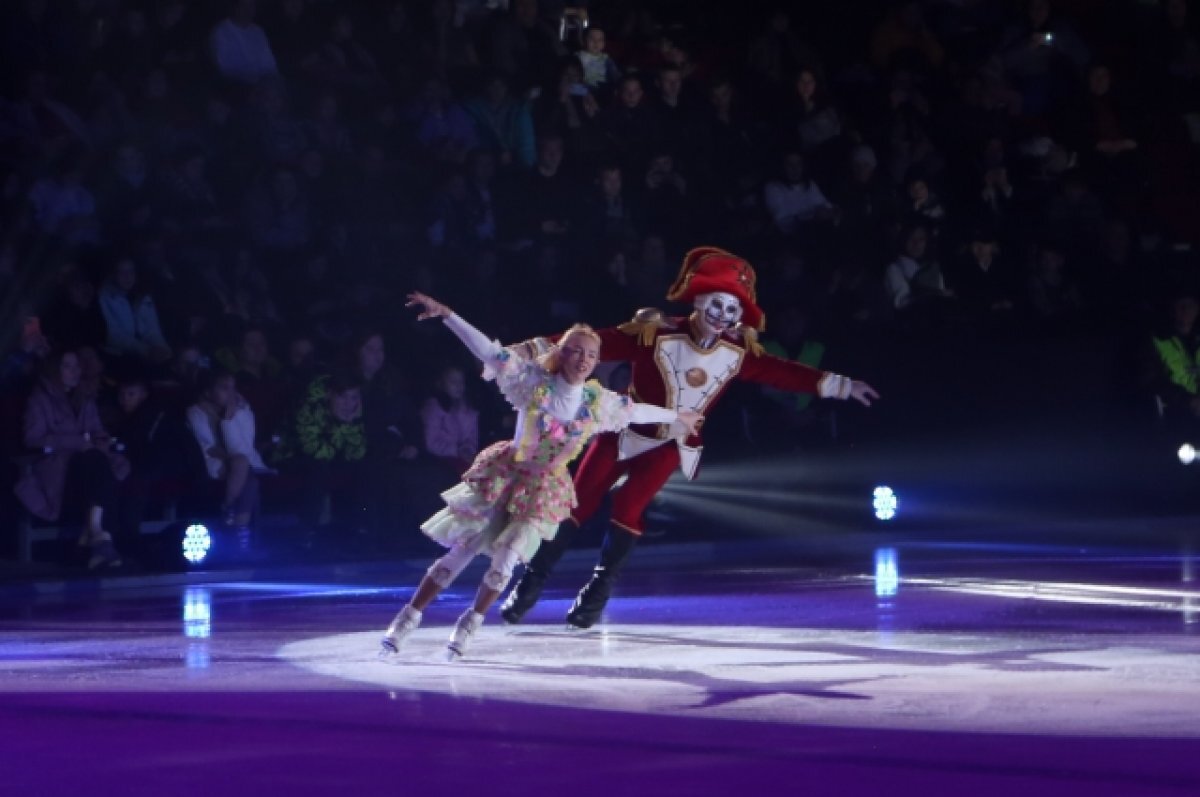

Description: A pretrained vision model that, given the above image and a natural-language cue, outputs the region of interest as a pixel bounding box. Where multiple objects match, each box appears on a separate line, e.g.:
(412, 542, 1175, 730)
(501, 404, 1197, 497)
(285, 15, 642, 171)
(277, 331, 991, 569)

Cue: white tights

(426, 539, 522, 594)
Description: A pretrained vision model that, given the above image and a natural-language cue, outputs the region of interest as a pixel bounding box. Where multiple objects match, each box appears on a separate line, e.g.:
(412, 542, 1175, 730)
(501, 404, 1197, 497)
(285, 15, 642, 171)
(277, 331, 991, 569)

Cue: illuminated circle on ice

(276, 621, 1200, 738)
(1178, 444, 1196, 465)
(872, 486, 898, 521)
(182, 524, 212, 565)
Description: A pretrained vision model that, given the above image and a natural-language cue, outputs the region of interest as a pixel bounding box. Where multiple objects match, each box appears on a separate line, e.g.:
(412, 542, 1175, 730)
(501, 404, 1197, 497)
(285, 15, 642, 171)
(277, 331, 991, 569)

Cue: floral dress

(421, 348, 641, 563)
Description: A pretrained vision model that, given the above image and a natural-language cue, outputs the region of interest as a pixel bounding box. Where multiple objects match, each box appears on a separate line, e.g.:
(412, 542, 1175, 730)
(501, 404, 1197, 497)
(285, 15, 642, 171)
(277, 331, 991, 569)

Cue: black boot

(499, 519, 579, 624)
(565, 526, 638, 629)
(565, 567, 614, 629)
(500, 567, 547, 624)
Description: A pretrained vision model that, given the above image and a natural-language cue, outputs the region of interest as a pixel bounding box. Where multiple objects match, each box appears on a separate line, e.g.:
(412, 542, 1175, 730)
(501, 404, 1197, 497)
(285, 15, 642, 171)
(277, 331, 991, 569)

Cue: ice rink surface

(2, 537, 1199, 796)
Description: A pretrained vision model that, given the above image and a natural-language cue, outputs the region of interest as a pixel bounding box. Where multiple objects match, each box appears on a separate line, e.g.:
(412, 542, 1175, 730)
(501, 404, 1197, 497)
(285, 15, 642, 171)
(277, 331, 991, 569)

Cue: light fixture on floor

(873, 486, 898, 521)
(182, 523, 212, 566)
(1178, 444, 1196, 465)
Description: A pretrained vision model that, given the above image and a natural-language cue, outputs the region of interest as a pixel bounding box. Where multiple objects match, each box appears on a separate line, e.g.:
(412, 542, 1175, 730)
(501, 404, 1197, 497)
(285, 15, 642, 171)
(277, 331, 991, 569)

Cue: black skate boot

(564, 524, 638, 629)
(565, 567, 614, 629)
(499, 568, 546, 625)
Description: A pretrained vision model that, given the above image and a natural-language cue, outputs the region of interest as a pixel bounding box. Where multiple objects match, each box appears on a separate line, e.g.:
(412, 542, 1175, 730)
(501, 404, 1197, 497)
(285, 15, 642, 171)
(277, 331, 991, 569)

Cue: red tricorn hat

(666, 246, 765, 331)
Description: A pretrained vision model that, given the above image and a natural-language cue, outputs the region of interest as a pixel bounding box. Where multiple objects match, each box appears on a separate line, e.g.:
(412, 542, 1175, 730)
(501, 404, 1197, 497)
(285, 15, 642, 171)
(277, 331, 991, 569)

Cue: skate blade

(378, 639, 398, 659)
(444, 646, 464, 662)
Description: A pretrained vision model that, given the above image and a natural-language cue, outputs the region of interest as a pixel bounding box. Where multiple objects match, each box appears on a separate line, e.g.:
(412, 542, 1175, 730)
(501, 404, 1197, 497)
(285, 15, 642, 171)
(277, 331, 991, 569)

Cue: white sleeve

(629, 403, 678, 425)
(443, 313, 503, 363)
(884, 262, 912, 310)
(594, 391, 678, 433)
(186, 405, 216, 452)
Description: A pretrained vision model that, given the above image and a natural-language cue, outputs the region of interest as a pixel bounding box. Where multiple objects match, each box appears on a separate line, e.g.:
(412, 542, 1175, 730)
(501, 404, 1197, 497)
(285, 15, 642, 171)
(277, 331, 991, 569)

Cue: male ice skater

(501, 246, 879, 628)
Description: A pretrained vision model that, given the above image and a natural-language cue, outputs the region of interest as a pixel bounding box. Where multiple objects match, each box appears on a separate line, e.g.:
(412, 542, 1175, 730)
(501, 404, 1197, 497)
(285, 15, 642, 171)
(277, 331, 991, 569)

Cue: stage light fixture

(872, 486, 898, 521)
(182, 523, 212, 565)
(1178, 444, 1196, 465)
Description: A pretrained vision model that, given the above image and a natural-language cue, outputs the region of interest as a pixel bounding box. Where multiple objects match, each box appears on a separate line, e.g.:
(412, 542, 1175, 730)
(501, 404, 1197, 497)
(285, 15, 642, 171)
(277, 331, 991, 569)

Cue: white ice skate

(379, 605, 422, 658)
(446, 610, 484, 660)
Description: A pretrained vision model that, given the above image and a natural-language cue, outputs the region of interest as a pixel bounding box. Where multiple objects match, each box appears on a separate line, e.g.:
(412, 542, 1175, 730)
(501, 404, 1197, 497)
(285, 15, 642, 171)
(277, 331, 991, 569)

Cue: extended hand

(406, 291, 452, 321)
(677, 410, 705, 436)
(849, 381, 880, 407)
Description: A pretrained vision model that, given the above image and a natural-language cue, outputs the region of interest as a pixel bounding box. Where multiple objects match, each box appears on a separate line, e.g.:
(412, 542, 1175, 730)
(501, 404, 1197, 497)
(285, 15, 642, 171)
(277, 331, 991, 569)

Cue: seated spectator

(463, 73, 536, 169)
(159, 145, 232, 247)
(485, 0, 564, 91)
(243, 166, 312, 255)
(186, 370, 266, 529)
(498, 133, 574, 242)
(1028, 241, 1084, 327)
(0, 313, 50, 392)
(406, 76, 478, 165)
(262, 0, 319, 70)
(26, 151, 100, 246)
(427, 152, 498, 249)
(110, 374, 191, 544)
(168, 345, 210, 396)
(1075, 64, 1144, 203)
(1043, 170, 1106, 262)
(904, 173, 947, 237)
(653, 64, 699, 152)
(946, 227, 1019, 318)
(884, 223, 953, 312)
(301, 10, 382, 94)
(1145, 288, 1200, 431)
(95, 142, 158, 246)
(245, 82, 305, 164)
(279, 251, 342, 329)
(283, 332, 320, 392)
(14, 351, 130, 568)
(975, 140, 1016, 230)
(996, 0, 1089, 117)
(273, 372, 367, 535)
(789, 68, 842, 160)
(304, 93, 354, 161)
(420, 365, 480, 476)
(348, 329, 425, 536)
(1151, 0, 1200, 114)
(214, 325, 283, 388)
(600, 74, 662, 172)
(98, 257, 172, 367)
(576, 163, 641, 250)
(832, 145, 897, 261)
(42, 267, 107, 352)
(746, 10, 822, 96)
(2, 71, 91, 161)
(763, 151, 837, 237)
(77, 345, 115, 414)
(641, 151, 691, 237)
(533, 59, 604, 156)
(870, 2, 945, 73)
(577, 26, 621, 96)
(210, 0, 279, 85)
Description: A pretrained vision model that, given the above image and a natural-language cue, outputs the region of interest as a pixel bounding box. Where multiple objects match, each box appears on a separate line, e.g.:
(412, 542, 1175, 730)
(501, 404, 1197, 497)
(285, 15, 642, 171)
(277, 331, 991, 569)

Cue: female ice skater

(380, 292, 701, 659)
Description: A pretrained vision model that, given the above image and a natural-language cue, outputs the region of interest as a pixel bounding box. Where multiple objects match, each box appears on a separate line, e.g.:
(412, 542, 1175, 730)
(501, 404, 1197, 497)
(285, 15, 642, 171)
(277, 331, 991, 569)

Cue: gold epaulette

(617, 308, 668, 347)
(734, 323, 766, 356)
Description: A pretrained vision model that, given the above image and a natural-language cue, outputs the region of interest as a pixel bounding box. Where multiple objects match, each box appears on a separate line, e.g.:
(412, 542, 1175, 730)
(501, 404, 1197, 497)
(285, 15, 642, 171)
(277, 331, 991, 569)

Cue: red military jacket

(531, 312, 852, 479)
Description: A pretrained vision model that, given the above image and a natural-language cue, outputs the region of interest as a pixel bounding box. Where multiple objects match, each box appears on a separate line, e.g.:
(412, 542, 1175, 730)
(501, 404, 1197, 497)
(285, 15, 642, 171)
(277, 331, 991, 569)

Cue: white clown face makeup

(693, 292, 743, 341)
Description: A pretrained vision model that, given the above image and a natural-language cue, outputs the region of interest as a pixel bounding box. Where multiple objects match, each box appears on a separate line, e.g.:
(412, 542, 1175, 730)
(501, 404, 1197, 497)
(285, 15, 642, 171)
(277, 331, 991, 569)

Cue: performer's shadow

(506, 628, 1104, 675)
(474, 657, 878, 706)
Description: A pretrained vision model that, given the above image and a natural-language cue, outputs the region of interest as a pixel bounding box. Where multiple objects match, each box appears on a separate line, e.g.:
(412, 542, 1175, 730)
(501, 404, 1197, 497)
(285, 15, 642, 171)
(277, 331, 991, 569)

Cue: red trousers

(570, 432, 681, 534)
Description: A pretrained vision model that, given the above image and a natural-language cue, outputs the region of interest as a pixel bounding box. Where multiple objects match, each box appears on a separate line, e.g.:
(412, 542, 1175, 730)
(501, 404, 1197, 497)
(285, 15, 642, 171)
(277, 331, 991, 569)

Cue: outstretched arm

(601, 394, 703, 436)
(739, 349, 880, 407)
(406, 291, 502, 364)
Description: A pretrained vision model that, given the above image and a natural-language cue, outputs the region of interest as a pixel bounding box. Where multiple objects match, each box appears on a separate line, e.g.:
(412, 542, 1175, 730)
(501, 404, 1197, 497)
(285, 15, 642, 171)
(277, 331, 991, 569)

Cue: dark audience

(4, 0, 1200, 565)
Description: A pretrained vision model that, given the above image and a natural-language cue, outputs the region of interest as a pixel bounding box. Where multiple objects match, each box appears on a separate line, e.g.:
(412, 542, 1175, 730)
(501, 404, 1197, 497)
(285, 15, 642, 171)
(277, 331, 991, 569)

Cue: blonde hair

(538, 323, 602, 374)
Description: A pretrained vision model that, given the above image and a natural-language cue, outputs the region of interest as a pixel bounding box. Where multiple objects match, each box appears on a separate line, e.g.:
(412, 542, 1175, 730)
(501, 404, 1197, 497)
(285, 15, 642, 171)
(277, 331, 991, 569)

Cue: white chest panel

(653, 335, 745, 414)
